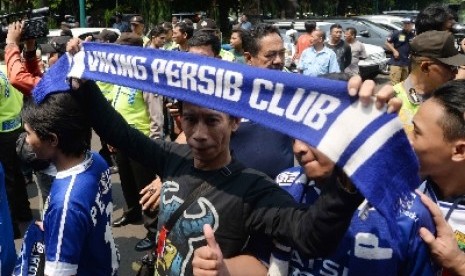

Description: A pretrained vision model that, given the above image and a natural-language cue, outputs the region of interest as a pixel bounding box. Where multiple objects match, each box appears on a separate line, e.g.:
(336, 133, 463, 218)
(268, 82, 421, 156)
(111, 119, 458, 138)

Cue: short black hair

(431, 80, 465, 141)
(304, 21, 316, 33)
(60, 29, 73, 37)
(415, 3, 455, 34)
(346, 27, 357, 36)
(330, 24, 343, 31)
(22, 93, 91, 157)
(242, 23, 281, 56)
(161, 22, 173, 31)
(231, 28, 250, 41)
(175, 22, 194, 39)
(149, 25, 167, 38)
(187, 30, 221, 56)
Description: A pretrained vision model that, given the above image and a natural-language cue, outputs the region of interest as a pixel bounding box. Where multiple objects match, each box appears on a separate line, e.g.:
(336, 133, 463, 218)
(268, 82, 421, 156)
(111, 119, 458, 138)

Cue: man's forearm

(384, 42, 396, 53)
(5, 44, 40, 96)
(224, 255, 267, 276)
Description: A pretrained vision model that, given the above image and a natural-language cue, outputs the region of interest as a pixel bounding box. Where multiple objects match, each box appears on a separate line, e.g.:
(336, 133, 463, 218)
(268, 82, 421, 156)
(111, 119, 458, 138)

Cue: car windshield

(359, 20, 391, 34)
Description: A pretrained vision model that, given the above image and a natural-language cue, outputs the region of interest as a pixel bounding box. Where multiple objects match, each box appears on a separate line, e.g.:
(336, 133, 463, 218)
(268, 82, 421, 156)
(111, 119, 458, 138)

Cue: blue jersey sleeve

(399, 195, 439, 275)
(45, 205, 92, 265)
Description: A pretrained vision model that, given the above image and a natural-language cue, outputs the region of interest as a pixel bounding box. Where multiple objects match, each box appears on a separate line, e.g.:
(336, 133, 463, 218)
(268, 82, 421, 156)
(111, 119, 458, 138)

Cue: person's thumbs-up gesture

(192, 224, 229, 276)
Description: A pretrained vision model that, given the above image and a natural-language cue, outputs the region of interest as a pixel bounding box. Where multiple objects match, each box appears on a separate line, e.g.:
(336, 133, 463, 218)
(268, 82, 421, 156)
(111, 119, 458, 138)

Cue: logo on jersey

(276, 171, 300, 186)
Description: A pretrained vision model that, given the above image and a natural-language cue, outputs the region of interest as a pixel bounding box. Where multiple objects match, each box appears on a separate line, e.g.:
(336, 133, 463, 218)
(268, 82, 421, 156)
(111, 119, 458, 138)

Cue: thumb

(203, 224, 218, 249)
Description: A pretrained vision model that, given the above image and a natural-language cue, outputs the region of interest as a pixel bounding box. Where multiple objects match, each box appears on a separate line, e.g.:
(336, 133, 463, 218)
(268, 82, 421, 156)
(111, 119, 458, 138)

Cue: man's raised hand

(192, 224, 229, 276)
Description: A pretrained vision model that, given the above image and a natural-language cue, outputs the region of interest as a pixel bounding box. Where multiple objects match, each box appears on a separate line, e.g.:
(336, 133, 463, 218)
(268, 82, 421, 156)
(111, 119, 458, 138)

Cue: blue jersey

(0, 163, 16, 276)
(270, 167, 438, 276)
(43, 152, 119, 275)
(13, 223, 45, 276)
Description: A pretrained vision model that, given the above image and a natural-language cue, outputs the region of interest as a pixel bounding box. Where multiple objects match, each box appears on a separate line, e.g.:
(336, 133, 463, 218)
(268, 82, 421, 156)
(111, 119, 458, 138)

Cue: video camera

(0, 7, 50, 40)
(452, 23, 465, 41)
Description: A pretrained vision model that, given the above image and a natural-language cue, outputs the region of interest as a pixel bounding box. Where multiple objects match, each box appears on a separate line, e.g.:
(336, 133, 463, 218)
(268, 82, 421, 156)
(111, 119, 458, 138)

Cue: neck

(329, 39, 339, 45)
(54, 152, 86, 172)
(407, 74, 432, 96)
(430, 168, 465, 199)
(194, 151, 232, 171)
(179, 42, 189, 51)
(314, 43, 324, 51)
(233, 47, 243, 53)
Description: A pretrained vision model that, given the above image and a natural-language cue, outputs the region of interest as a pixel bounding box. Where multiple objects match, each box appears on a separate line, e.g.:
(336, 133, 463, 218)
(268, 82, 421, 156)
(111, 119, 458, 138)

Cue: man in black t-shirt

(325, 24, 352, 71)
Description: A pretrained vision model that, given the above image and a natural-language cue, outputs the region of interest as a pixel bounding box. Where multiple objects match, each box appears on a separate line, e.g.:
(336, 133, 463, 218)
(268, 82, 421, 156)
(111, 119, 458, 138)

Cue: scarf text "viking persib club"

(33, 42, 422, 250)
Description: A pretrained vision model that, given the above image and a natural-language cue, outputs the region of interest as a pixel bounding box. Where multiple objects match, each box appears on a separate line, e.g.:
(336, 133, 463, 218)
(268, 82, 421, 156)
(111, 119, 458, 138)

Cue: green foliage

(10, 0, 451, 30)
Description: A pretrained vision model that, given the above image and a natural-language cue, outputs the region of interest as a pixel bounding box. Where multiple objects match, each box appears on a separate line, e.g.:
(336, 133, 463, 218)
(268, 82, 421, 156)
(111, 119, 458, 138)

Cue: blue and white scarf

(33, 43, 421, 252)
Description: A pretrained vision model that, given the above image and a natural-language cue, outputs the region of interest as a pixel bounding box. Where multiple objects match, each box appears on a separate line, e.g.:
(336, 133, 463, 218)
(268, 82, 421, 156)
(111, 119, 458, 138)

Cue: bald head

(311, 29, 325, 47)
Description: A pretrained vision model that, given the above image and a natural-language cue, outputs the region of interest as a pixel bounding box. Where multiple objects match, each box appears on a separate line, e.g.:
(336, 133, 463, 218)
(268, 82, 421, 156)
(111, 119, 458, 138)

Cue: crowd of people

(1, 2, 465, 276)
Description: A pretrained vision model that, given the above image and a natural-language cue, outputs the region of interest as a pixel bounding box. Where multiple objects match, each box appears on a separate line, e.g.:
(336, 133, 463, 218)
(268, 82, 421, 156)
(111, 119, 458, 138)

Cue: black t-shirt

(325, 40, 352, 70)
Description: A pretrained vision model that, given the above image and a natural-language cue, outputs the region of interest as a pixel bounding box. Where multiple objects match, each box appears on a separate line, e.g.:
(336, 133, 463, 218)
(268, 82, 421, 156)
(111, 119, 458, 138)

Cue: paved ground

(14, 73, 390, 275)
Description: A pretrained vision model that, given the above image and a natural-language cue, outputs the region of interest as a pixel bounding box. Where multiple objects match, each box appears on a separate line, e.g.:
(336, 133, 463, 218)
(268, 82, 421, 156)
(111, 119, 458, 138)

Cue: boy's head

(411, 80, 465, 178)
(22, 93, 91, 160)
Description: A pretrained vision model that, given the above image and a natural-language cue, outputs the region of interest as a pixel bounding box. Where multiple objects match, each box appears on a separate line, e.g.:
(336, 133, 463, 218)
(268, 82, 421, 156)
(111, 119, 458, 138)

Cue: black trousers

(115, 151, 156, 216)
(0, 128, 31, 223)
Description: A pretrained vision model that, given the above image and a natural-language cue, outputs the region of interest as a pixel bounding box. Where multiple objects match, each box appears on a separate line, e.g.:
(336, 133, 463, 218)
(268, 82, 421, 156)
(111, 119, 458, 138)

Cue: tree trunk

(337, 0, 347, 16)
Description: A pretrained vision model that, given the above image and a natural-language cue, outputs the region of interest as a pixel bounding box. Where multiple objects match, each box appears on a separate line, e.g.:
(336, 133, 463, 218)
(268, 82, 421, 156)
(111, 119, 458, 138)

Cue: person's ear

(231, 117, 241, 132)
(451, 140, 465, 162)
(244, 52, 252, 65)
(49, 133, 59, 147)
(420, 62, 430, 73)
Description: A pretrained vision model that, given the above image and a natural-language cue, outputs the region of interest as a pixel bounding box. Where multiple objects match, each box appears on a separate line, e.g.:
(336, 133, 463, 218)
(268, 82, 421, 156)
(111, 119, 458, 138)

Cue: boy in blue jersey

(21, 93, 119, 275)
(263, 140, 438, 275)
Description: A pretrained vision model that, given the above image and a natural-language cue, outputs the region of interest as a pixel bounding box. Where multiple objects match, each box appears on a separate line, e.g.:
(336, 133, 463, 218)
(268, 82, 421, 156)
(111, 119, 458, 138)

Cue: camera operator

(4, 21, 71, 215)
(5, 21, 42, 96)
(415, 3, 465, 57)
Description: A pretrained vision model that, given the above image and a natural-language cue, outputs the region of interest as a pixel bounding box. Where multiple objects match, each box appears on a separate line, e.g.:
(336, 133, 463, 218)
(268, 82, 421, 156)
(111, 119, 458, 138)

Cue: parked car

(39, 28, 121, 69)
(277, 21, 389, 80)
(47, 27, 121, 41)
(356, 15, 405, 31)
(382, 10, 419, 20)
(317, 18, 392, 51)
